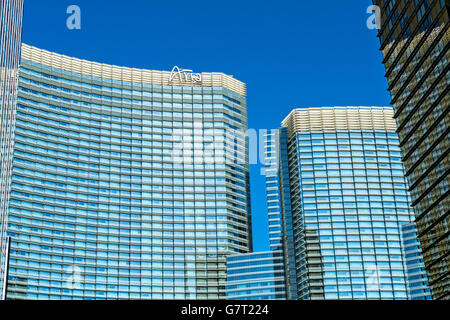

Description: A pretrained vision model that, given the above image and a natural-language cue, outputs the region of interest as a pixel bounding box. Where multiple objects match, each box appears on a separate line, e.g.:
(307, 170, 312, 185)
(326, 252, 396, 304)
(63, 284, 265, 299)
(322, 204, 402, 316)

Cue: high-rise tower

(278, 106, 428, 299)
(4, 44, 251, 300)
(373, 0, 449, 299)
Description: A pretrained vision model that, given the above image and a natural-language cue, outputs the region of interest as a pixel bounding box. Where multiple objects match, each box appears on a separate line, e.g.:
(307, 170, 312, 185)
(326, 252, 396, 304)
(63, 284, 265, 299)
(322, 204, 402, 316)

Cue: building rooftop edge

(20, 43, 247, 97)
(280, 106, 397, 136)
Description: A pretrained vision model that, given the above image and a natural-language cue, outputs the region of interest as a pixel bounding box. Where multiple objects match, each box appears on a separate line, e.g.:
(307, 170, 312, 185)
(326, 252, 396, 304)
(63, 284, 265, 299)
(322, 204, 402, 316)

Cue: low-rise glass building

(226, 251, 287, 300)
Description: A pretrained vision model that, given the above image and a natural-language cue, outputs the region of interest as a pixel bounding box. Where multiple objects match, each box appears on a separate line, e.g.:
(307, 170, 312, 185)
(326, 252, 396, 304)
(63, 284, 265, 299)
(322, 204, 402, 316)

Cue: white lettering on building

(169, 66, 202, 84)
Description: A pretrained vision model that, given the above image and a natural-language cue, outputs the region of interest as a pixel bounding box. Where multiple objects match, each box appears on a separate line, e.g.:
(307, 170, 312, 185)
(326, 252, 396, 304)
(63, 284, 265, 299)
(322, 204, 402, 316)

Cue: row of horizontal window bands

(8, 247, 241, 261)
(7, 225, 250, 245)
(11, 179, 249, 207)
(18, 75, 245, 113)
(7, 231, 249, 253)
(12, 147, 248, 181)
(11, 175, 249, 207)
(12, 178, 249, 203)
(13, 129, 248, 168)
(7, 234, 249, 251)
(7, 292, 221, 299)
(6, 291, 222, 298)
(12, 155, 248, 190)
(16, 93, 245, 120)
(14, 105, 248, 142)
(393, 48, 449, 129)
(8, 203, 247, 224)
(16, 94, 245, 128)
(7, 212, 240, 232)
(9, 189, 248, 212)
(380, 0, 437, 64)
(7, 280, 226, 290)
(16, 98, 246, 132)
(9, 183, 247, 207)
(9, 248, 231, 262)
(8, 296, 222, 301)
(16, 104, 245, 131)
(12, 155, 248, 187)
(8, 176, 248, 209)
(13, 135, 244, 166)
(296, 140, 401, 146)
(8, 196, 250, 227)
(19, 65, 245, 104)
(14, 123, 248, 156)
(288, 138, 400, 151)
(7, 288, 224, 297)
(16, 94, 246, 127)
(9, 194, 249, 220)
(7, 253, 248, 266)
(7, 280, 226, 289)
(296, 131, 399, 139)
(295, 146, 402, 154)
(290, 161, 406, 173)
(13, 156, 246, 183)
(10, 274, 227, 283)
(11, 170, 249, 205)
(227, 260, 284, 270)
(20, 63, 244, 104)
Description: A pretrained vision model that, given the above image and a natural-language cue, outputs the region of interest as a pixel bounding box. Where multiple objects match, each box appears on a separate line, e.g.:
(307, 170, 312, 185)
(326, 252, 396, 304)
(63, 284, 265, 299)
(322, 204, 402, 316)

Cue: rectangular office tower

(273, 106, 430, 299)
(373, 0, 449, 299)
(0, 0, 24, 300)
(2, 44, 252, 299)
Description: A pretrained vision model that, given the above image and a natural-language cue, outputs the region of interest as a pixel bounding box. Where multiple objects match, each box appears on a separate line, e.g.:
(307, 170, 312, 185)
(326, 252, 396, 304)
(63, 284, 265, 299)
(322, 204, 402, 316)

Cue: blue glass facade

(279, 106, 432, 300)
(4, 44, 251, 299)
(226, 251, 286, 300)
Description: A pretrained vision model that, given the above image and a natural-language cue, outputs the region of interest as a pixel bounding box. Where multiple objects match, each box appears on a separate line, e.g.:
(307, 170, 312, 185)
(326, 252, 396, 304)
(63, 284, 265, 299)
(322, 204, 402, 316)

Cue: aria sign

(169, 66, 202, 84)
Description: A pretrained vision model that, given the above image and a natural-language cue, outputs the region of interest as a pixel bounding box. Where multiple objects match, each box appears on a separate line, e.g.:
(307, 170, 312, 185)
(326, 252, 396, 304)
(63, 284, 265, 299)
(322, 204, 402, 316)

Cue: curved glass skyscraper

(5, 44, 251, 299)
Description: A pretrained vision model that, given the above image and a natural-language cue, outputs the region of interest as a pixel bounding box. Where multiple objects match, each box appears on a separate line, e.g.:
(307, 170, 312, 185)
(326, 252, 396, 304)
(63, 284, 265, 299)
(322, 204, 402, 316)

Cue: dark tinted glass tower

(373, 0, 449, 299)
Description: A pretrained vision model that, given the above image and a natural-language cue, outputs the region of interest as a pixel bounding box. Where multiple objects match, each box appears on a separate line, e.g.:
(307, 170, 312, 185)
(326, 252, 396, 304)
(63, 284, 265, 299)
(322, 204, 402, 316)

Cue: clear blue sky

(22, 0, 390, 252)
